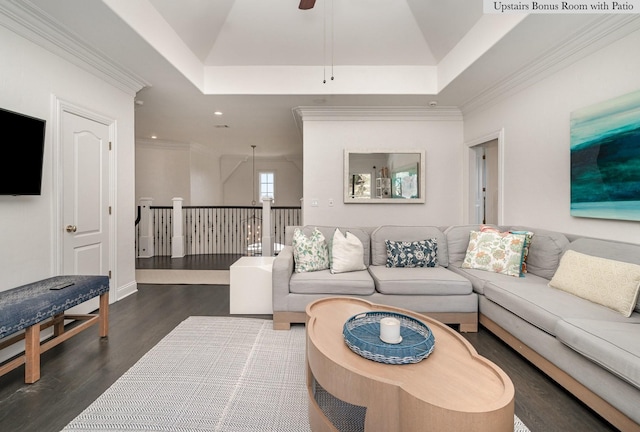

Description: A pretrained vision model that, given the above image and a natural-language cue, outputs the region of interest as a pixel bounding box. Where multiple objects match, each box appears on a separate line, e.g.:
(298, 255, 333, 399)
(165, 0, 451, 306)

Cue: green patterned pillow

(462, 231, 526, 277)
(292, 228, 330, 273)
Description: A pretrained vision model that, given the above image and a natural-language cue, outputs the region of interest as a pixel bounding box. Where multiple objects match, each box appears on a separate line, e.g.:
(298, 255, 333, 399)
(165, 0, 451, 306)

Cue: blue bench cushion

(0, 275, 109, 339)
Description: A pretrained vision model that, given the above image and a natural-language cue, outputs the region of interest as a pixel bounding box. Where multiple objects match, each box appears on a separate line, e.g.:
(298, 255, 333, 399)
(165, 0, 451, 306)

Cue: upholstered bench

(0, 275, 109, 383)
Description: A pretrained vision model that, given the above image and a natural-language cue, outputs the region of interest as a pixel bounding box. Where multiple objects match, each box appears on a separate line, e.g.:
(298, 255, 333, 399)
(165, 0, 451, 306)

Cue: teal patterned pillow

(293, 228, 330, 273)
(385, 239, 438, 268)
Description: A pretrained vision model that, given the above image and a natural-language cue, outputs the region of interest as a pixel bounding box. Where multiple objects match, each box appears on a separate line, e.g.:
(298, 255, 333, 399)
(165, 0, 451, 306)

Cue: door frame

(51, 96, 117, 299)
(464, 129, 505, 225)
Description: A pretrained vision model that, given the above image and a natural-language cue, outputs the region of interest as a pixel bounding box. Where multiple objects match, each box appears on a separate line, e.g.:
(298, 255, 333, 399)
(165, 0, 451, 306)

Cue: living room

(1, 1, 639, 431)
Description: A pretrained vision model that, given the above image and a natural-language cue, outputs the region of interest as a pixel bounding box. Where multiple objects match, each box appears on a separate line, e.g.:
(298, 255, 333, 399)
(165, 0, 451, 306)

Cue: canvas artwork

(570, 89, 640, 221)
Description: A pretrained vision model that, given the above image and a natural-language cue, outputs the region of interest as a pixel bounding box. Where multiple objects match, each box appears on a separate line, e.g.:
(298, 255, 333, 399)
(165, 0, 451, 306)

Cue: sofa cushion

(368, 265, 472, 295)
(289, 269, 375, 295)
(483, 280, 640, 335)
(507, 226, 569, 280)
(549, 250, 640, 317)
(292, 228, 329, 273)
(556, 318, 640, 390)
(567, 237, 640, 313)
(385, 239, 438, 268)
(450, 265, 550, 295)
(462, 230, 526, 277)
(371, 226, 449, 267)
(331, 228, 367, 274)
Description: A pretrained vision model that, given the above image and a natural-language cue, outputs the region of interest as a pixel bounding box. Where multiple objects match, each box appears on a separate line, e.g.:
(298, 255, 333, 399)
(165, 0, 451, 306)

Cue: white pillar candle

(379, 317, 402, 344)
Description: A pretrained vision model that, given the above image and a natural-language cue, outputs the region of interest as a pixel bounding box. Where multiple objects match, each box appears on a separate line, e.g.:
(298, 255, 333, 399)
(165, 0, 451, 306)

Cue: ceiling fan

(299, 0, 316, 10)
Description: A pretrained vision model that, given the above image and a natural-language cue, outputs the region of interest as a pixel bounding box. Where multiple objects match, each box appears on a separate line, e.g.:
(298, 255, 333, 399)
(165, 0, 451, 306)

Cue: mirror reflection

(344, 151, 425, 203)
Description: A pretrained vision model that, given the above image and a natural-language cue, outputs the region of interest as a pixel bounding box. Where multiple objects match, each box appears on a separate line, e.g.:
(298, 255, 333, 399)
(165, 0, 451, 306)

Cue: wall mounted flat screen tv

(0, 108, 46, 195)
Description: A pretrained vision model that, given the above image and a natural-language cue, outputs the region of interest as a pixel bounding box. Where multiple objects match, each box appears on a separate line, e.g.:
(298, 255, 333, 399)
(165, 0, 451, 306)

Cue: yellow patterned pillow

(549, 250, 640, 317)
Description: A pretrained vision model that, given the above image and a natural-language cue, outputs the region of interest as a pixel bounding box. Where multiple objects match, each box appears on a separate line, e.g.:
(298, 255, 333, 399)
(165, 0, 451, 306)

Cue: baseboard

(135, 269, 230, 285)
(116, 281, 138, 301)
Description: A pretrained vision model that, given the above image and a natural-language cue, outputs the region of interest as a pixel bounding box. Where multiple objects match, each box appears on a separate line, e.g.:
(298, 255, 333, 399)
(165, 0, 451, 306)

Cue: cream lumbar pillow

(331, 228, 367, 274)
(548, 250, 640, 317)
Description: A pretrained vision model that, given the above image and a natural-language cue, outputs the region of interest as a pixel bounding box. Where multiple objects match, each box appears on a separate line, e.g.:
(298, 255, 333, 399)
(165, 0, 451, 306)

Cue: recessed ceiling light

(214, 111, 223, 116)
(151, 135, 157, 139)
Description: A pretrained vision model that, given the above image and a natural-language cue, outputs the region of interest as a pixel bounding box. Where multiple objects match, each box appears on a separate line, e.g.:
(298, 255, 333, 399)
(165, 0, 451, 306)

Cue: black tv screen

(0, 108, 46, 195)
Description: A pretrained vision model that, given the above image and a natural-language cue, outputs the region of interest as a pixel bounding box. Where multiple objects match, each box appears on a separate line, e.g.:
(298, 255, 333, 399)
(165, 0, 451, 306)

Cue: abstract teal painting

(570, 89, 640, 221)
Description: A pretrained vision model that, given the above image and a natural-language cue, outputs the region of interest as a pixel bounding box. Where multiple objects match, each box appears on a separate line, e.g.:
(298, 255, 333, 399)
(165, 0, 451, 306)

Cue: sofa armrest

(272, 245, 295, 311)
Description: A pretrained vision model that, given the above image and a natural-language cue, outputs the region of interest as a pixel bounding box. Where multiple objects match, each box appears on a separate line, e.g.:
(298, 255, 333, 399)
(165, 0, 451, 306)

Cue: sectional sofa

(271, 224, 640, 431)
(272, 225, 478, 332)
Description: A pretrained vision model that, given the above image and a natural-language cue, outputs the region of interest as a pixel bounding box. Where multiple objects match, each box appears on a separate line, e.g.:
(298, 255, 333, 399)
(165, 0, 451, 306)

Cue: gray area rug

(62, 317, 530, 431)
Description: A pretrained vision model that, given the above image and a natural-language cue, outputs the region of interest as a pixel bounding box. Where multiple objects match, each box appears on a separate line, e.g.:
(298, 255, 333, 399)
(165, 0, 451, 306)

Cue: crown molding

(136, 139, 190, 150)
(0, 0, 149, 96)
(292, 106, 463, 137)
(293, 105, 462, 124)
(461, 15, 640, 114)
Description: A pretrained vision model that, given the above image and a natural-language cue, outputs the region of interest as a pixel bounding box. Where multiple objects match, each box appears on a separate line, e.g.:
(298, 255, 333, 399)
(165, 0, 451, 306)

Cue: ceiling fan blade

(299, 0, 316, 10)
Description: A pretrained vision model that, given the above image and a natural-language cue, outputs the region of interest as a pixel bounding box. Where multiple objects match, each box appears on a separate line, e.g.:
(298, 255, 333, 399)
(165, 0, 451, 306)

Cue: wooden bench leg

(99, 292, 109, 338)
(24, 324, 40, 384)
(53, 313, 65, 337)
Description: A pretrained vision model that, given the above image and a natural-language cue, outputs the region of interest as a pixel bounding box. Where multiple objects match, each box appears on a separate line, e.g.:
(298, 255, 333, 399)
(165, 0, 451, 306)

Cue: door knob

(66, 225, 77, 233)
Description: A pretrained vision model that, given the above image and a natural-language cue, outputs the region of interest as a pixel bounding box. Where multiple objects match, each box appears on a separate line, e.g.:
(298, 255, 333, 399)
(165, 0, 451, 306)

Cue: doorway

(467, 131, 503, 225)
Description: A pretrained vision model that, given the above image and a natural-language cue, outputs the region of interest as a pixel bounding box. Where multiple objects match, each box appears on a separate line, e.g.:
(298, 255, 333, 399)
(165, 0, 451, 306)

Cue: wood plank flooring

(0, 283, 619, 432)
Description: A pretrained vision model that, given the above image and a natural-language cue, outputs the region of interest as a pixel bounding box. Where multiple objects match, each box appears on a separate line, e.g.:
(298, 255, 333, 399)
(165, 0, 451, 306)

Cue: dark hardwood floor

(135, 253, 244, 270)
(0, 282, 620, 431)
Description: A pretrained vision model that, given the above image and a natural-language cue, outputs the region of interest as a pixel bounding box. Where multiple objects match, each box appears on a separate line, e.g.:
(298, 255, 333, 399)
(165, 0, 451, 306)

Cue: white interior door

(470, 137, 501, 225)
(61, 110, 111, 311)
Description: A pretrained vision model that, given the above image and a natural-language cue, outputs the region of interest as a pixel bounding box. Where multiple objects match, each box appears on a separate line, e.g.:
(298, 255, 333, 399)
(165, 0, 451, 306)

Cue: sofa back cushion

(443, 224, 489, 265)
(285, 225, 371, 266)
(506, 226, 569, 280)
(371, 225, 448, 267)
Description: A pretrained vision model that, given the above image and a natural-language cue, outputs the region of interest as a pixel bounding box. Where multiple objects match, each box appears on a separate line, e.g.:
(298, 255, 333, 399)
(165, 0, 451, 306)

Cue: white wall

(190, 145, 222, 205)
(463, 28, 640, 244)
(223, 157, 303, 207)
(301, 111, 465, 227)
(136, 140, 191, 205)
(0, 27, 137, 295)
(136, 143, 303, 207)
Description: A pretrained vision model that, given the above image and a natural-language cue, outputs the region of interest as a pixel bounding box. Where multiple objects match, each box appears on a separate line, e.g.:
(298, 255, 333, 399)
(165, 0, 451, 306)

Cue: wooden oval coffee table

(306, 297, 514, 432)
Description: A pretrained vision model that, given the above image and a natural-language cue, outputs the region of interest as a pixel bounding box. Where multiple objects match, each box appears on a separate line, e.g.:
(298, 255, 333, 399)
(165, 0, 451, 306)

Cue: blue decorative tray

(342, 311, 435, 364)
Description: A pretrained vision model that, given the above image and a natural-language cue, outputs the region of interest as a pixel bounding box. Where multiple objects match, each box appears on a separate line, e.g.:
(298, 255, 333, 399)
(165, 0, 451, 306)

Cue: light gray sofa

(272, 225, 478, 332)
(272, 223, 640, 431)
(444, 224, 640, 432)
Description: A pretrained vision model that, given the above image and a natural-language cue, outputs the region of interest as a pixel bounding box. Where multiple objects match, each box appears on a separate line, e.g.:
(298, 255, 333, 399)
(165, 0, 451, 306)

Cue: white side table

(229, 256, 276, 314)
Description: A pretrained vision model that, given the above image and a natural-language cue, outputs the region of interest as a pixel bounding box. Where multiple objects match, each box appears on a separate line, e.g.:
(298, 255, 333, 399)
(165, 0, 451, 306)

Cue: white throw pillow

(331, 229, 367, 274)
(549, 250, 640, 317)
